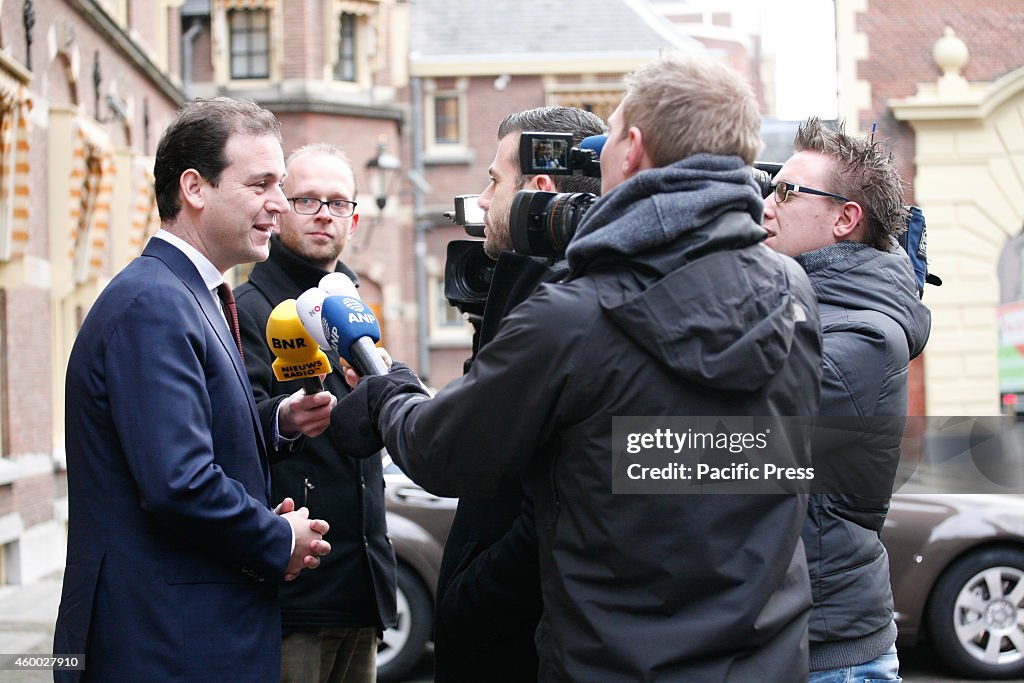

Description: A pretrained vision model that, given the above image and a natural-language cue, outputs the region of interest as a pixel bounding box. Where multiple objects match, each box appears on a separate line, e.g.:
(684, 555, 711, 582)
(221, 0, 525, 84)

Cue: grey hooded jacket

(796, 241, 931, 671)
(368, 155, 825, 681)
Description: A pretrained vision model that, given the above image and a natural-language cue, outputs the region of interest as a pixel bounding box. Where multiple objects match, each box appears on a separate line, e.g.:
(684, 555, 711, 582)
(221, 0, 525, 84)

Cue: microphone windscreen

(319, 272, 359, 298)
(296, 287, 330, 349)
(266, 299, 332, 382)
(580, 134, 607, 158)
(320, 294, 382, 366)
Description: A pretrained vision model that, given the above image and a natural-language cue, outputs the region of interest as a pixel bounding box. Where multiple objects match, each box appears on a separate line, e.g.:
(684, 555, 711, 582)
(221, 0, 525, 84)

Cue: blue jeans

(808, 645, 900, 683)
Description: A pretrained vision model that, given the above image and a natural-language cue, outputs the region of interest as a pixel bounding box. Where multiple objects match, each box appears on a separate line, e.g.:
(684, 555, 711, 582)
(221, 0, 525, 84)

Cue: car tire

(926, 547, 1024, 680)
(377, 564, 433, 683)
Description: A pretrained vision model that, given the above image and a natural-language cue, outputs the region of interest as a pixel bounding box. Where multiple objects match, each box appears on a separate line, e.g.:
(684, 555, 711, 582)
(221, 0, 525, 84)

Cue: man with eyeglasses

(235, 143, 397, 683)
(763, 117, 931, 682)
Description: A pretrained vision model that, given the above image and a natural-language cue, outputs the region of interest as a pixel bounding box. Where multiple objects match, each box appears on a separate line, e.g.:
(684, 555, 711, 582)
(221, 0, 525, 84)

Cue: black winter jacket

(364, 156, 825, 681)
(235, 236, 397, 632)
(797, 242, 931, 670)
(433, 251, 563, 681)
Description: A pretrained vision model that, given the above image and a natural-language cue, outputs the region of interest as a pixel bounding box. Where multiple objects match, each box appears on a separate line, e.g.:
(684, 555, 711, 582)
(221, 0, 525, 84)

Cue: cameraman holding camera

(432, 106, 604, 682)
(762, 118, 931, 682)
(334, 53, 823, 680)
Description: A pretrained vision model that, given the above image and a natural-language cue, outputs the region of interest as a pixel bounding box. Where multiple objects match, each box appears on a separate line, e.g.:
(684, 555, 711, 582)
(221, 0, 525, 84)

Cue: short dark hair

(154, 97, 282, 220)
(497, 106, 606, 196)
(794, 117, 907, 250)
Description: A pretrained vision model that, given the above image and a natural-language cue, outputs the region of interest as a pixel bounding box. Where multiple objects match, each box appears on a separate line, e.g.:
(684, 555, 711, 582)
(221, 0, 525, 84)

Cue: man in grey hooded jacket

(764, 117, 932, 682)
(332, 53, 824, 681)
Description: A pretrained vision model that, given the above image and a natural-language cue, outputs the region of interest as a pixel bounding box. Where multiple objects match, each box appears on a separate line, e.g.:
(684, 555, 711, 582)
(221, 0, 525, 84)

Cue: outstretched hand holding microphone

(297, 273, 431, 459)
(316, 272, 391, 377)
(265, 296, 337, 438)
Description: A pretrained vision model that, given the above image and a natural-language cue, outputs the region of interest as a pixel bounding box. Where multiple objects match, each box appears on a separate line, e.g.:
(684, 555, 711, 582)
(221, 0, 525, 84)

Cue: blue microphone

(320, 294, 389, 376)
(579, 134, 607, 157)
(575, 134, 606, 177)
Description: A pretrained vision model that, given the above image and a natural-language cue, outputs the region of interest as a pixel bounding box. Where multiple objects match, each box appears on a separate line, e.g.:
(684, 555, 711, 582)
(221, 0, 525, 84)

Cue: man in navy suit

(53, 97, 335, 682)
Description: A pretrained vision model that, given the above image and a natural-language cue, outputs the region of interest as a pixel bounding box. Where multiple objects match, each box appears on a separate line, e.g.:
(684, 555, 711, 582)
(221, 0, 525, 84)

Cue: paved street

(0, 572, 63, 682)
(0, 571, 1009, 682)
(394, 648, 1001, 683)
(394, 650, 1010, 683)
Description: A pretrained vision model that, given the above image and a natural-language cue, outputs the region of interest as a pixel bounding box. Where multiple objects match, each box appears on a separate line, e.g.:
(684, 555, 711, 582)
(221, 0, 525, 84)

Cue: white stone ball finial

(933, 26, 969, 91)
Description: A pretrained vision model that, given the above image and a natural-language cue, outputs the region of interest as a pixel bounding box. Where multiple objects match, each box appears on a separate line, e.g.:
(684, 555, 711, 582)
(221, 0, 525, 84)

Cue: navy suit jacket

(53, 238, 293, 682)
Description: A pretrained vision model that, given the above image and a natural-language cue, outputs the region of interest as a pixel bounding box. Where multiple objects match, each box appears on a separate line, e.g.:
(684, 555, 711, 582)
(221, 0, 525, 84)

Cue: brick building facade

(0, 0, 183, 584)
(835, 0, 1024, 415)
(0, 0, 801, 588)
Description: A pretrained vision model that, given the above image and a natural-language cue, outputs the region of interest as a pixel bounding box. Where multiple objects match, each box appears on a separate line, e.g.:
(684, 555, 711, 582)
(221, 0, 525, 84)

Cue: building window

(428, 272, 472, 344)
(433, 94, 460, 145)
(229, 9, 270, 79)
(436, 291, 465, 330)
(548, 85, 625, 127)
(334, 12, 357, 81)
(424, 80, 470, 163)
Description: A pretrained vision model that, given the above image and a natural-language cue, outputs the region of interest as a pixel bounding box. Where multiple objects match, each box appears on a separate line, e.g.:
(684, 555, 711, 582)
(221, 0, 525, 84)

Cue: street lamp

(365, 136, 401, 211)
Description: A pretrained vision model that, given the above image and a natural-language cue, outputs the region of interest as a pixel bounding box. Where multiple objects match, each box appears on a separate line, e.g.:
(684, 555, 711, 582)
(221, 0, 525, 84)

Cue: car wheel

(377, 564, 432, 683)
(926, 547, 1024, 680)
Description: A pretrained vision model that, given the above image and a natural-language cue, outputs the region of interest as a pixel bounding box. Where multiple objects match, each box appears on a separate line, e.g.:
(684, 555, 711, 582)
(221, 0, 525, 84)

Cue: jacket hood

(598, 242, 812, 391)
(566, 153, 765, 275)
(567, 156, 814, 391)
(797, 242, 931, 359)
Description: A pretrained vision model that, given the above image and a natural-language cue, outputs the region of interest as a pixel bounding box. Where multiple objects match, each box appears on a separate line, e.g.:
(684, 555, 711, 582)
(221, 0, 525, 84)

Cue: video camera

(442, 194, 493, 319)
(510, 132, 782, 258)
(442, 194, 485, 238)
(507, 132, 605, 257)
(440, 135, 796, 315)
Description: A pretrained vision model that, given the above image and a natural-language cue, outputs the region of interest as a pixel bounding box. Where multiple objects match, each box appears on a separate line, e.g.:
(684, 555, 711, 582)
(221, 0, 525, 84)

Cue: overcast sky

(761, 0, 838, 119)
(679, 0, 838, 119)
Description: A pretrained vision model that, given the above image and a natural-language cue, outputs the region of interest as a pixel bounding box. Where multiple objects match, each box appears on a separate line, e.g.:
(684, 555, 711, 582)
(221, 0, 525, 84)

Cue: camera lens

(751, 168, 774, 199)
(456, 248, 494, 295)
(510, 190, 598, 257)
(547, 193, 596, 254)
(444, 241, 495, 306)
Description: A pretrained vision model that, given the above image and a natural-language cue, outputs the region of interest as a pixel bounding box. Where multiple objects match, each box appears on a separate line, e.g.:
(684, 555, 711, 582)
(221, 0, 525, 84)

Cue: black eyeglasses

(772, 181, 849, 205)
(288, 197, 358, 218)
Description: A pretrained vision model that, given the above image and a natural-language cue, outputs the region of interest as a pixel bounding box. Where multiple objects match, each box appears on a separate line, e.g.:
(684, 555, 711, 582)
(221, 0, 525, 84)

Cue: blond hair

(286, 142, 358, 196)
(621, 52, 762, 166)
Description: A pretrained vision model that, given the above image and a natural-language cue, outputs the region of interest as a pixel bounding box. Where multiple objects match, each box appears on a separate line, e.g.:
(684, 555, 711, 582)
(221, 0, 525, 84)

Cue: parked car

(379, 458, 1024, 681)
(886, 494, 1024, 680)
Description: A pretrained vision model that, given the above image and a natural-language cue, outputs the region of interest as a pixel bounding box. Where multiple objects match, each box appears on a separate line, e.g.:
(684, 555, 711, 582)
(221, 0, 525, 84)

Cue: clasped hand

(276, 497, 331, 581)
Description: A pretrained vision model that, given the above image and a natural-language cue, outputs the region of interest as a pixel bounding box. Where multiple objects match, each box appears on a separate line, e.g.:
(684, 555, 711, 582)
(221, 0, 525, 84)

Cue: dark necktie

(216, 282, 245, 364)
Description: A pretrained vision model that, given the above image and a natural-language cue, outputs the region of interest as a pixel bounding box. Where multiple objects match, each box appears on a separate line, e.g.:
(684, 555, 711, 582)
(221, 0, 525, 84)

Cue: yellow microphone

(266, 298, 333, 394)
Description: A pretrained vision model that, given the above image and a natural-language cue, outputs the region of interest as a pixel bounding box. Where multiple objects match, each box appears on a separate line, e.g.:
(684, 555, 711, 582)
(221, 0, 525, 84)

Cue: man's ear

(833, 201, 864, 241)
(180, 169, 205, 211)
(349, 213, 359, 237)
(529, 174, 555, 192)
(624, 127, 651, 177)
